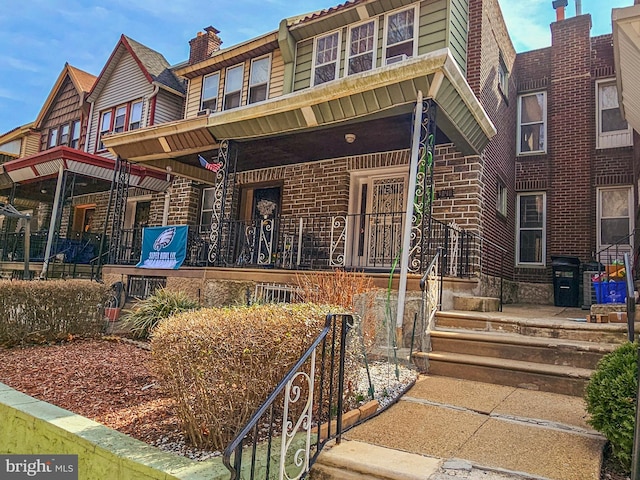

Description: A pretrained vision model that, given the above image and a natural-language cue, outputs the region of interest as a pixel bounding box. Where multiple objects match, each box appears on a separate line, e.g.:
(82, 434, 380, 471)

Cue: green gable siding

(294, 39, 313, 91)
(447, 0, 469, 75)
(417, 0, 448, 57)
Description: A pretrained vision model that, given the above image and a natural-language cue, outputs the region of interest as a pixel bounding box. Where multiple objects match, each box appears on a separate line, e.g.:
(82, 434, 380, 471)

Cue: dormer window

(59, 124, 70, 146)
(224, 64, 244, 110)
(347, 20, 377, 75)
(70, 120, 81, 149)
(113, 105, 127, 133)
(313, 31, 340, 86)
(249, 55, 271, 104)
(98, 111, 112, 151)
(48, 127, 58, 148)
(129, 101, 143, 130)
(201, 72, 220, 111)
(384, 6, 417, 65)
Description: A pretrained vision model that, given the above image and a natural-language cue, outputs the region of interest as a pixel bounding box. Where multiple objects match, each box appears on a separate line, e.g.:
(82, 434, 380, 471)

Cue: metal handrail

(222, 313, 354, 480)
(412, 248, 442, 361)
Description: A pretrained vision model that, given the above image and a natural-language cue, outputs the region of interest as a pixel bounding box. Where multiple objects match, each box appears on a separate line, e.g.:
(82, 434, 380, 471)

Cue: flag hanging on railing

(136, 225, 188, 269)
(198, 155, 223, 173)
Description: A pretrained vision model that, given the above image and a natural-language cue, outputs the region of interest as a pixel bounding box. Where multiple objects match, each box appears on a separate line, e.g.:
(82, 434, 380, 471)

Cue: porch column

(396, 94, 438, 337)
(40, 165, 65, 279)
(208, 139, 237, 265)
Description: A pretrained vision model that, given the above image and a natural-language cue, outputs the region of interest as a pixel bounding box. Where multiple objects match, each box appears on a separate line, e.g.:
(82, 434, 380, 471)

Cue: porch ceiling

(613, 5, 640, 133)
(103, 49, 496, 165)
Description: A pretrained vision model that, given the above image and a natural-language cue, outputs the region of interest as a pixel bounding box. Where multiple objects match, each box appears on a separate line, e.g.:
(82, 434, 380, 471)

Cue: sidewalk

(317, 375, 606, 480)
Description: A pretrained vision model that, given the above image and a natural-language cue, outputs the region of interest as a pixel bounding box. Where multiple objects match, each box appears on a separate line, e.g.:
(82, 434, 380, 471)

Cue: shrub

(120, 288, 200, 339)
(0, 280, 110, 347)
(151, 302, 348, 450)
(585, 341, 638, 469)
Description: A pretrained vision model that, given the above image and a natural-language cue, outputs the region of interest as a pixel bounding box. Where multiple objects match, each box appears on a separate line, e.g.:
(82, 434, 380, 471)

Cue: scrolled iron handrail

(222, 312, 354, 480)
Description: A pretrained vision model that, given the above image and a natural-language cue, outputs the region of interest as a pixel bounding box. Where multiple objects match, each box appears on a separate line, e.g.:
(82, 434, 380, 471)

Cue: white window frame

(200, 187, 216, 232)
(97, 110, 112, 151)
(113, 105, 127, 133)
(383, 4, 419, 65)
(597, 186, 634, 254)
(248, 55, 271, 104)
(70, 120, 81, 149)
(345, 19, 378, 76)
(223, 64, 244, 110)
(48, 127, 58, 148)
(201, 72, 220, 112)
(59, 123, 70, 146)
(129, 100, 143, 130)
(596, 79, 633, 150)
(311, 30, 342, 86)
(517, 91, 547, 155)
(516, 192, 546, 267)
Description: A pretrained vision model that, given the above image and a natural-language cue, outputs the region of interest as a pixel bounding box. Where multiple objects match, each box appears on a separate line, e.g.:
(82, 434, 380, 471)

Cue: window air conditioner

(197, 109, 212, 117)
(386, 54, 409, 65)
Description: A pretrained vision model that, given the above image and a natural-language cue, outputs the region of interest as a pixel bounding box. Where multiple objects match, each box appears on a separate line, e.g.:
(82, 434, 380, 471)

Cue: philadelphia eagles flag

(136, 225, 188, 269)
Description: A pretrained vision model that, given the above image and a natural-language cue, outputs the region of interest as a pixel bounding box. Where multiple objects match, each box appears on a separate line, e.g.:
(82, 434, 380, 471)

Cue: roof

(88, 35, 185, 102)
(34, 63, 97, 129)
(286, 0, 365, 27)
(0, 122, 35, 146)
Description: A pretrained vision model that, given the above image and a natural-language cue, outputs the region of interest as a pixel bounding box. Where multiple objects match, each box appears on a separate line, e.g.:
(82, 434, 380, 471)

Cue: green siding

(417, 0, 448, 56)
(448, 0, 469, 75)
(294, 39, 314, 91)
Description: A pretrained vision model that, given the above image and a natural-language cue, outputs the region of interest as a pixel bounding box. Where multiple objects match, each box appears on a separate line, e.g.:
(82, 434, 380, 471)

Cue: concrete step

(429, 329, 617, 370)
(452, 295, 501, 312)
(415, 351, 592, 396)
(310, 440, 441, 480)
(436, 310, 631, 344)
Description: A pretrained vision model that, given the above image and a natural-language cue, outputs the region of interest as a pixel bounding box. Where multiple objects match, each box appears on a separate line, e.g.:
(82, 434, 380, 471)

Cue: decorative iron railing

(111, 212, 479, 277)
(411, 248, 442, 361)
(223, 313, 354, 480)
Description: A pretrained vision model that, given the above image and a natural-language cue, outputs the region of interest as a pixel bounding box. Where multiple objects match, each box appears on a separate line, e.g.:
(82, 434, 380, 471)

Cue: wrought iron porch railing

(223, 313, 354, 480)
(411, 248, 442, 362)
(112, 212, 479, 277)
(594, 229, 636, 277)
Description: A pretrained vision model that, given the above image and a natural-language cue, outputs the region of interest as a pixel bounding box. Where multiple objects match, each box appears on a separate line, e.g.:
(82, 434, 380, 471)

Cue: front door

(353, 173, 407, 268)
(237, 185, 281, 265)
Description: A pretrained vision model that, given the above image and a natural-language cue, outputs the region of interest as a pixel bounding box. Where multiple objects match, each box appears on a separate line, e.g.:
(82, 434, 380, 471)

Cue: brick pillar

(548, 15, 592, 260)
(188, 26, 222, 65)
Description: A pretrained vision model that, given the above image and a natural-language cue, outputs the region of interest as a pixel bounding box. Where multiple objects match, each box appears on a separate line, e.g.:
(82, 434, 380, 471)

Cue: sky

(0, 0, 633, 136)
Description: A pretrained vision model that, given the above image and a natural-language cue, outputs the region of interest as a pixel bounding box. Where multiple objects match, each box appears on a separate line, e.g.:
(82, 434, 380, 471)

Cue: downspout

(396, 91, 424, 341)
(40, 165, 65, 279)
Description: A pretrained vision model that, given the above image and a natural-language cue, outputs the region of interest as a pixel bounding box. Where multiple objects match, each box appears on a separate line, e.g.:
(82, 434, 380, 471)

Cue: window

(224, 64, 244, 110)
(129, 101, 143, 130)
(59, 124, 70, 146)
(313, 31, 340, 86)
(200, 187, 215, 231)
(597, 80, 632, 149)
(384, 6, 416, 64)
(347, 20, 376, 75)
(201, 72, 220, 111)
(113, 105, 127, 133)
(516, 193, 546, 265)
(497, 181, 507, 216)
(249, 56, 271, 104)
(498, 54, 508, 97)
(517, 92, 546, 155)
(598, 187, 633, 251)
(48, 127, 58, 148)
(98, 110, 112, 151)
(70, 120, 81, 149)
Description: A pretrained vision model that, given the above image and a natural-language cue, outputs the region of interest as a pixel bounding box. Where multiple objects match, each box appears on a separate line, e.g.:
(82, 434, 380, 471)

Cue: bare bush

(0, 280, 110, 347)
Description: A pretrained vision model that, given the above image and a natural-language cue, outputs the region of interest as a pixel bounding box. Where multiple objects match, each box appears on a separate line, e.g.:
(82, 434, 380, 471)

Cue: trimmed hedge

(0, 280, 110, 347)
(151, 303, 348, 450)
(585, 341, 638, 470)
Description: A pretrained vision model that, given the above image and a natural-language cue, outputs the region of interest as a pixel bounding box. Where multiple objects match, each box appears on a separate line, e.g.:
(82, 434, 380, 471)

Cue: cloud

(0, 87, 21, 101)
(0, 56, 39, 73)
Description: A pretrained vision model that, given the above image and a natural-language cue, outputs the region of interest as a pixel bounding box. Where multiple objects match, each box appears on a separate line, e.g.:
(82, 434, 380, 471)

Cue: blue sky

(0, 0, 632, 136)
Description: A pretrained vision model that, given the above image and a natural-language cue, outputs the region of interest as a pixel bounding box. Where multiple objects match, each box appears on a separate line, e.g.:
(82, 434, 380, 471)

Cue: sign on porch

(136, 226, 188, 269)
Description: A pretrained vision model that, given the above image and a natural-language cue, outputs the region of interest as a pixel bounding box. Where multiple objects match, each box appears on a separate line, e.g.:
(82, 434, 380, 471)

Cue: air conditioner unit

(197, 109, 212, 117)
(386, 54, 409, 65)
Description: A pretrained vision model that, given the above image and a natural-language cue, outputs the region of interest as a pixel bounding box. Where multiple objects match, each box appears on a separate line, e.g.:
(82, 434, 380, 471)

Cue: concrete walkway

(316, 375, 606, 480)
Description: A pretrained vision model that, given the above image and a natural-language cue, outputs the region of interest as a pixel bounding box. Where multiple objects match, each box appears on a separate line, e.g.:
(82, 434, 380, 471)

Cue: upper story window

(129, 101, 143, 130)
(224, 64, 244, 110)
(497, 181, 507, 217)
(347, 20, 377, 75)
(59, 124, 70, 146)
(313, 31, 340, 86)
(48, 127, 58, 148)
(597, 80, 632, 149)
(498, 54, 508, 98)
(516, 192, 546, 266)
(384, 6, 417, 65)
(96, 99, 143, 152)
(201, 72, 220, 112)
(70, 120, 81, 149)
(249, 55, 271, 104)
(517, 92, 546, 155)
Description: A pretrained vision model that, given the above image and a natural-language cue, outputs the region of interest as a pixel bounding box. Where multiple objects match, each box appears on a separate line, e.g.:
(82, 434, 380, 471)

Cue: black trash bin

(551, 256, 581, 307)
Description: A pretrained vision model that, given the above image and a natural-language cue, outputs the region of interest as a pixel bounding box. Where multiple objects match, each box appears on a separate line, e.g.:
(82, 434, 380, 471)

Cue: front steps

(413, 309, 629, 396)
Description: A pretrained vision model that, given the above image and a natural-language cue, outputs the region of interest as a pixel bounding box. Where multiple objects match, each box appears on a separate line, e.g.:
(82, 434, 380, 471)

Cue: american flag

(198, 155, 223, 172)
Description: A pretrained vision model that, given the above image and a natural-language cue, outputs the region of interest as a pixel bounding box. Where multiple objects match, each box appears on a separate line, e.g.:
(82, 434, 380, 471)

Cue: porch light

(344, 133, 356, 143)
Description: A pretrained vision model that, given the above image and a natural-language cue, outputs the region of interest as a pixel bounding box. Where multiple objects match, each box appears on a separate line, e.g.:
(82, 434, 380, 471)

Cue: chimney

(552, 0, 569, 21)
(189, 26, 222, 65)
